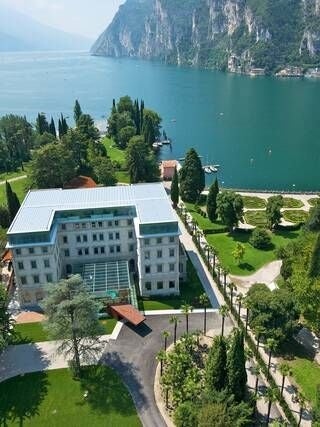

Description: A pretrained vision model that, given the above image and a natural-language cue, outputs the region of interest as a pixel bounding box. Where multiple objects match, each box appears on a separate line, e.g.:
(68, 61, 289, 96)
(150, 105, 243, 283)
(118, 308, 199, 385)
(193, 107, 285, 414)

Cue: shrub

(249, 227, 272, 249)
(174, 402, 198, 427)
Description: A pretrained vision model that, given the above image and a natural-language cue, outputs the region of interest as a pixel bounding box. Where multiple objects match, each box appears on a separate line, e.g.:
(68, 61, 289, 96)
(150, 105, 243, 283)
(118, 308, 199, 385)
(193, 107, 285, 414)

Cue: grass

(308, 197, 319, 207)
(206, 229, 301, 275)
(242, 195, 266, 209)
(0, 162, 31, 182)
(103, 137, 126, 166)
(138, 260, 208, 310)
(185, 203, 227, 233)
(115, 171, 130, 184)
(283, 197, 304, 209)
(244, 210, 268, 227)
(12, 319, 118, 344)
(283, 210, 308, 224)
(0, 366, 141, 427)
(0, 177, 29, 204)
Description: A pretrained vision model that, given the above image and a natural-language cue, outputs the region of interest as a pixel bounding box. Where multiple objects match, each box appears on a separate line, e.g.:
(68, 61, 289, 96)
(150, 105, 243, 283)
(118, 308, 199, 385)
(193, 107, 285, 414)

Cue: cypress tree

(140, 99, 144, 131)
(36, 113, 49, 135)
(180, 148, 205, 203)
(207, 178, 219, 222)
(58, 118, 63, 139)
(49, 117, 56, 138)
(171, 167, 179, 208)
(112, 98, 116, 114)
(74, 99, 83, 125)
(134, 99, 140, 134)
(227, 329, 247, 402)
(205, 336, 227, 393)
(6, 181, 21, 222)
(59, 114, 69, 137)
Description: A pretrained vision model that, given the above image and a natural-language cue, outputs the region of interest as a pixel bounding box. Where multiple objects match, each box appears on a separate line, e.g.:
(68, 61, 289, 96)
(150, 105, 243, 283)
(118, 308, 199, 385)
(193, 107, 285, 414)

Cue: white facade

(7, 183, 186, 307)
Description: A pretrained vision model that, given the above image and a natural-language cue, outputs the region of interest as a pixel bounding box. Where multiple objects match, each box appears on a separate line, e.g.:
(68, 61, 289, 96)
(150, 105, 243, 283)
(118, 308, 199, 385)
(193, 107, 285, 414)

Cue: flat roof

(8, 183, 177, 235)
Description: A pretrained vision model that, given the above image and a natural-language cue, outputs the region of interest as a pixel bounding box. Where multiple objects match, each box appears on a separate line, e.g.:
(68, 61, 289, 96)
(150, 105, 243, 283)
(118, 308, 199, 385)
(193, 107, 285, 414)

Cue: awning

(110, 304, 145, 326)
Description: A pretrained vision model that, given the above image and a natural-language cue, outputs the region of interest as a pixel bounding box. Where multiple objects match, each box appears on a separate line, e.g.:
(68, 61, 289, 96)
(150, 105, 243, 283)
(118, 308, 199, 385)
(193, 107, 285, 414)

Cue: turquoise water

(0, 50, 319, 191)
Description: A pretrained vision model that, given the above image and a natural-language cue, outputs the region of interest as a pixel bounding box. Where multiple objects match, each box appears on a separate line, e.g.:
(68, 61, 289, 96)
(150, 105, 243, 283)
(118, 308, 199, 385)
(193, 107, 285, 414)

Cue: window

(33, 275, 40, 284)
(94, 247, 99, 255)
(75, 223, 80, 229)
(157, 281, 164, 290)
(84, 248, 89, 255)
(46, 274, 53, 282)
(157, 237, 162, 244)
(61, 224, 66, 230)
(169, 248, 175, 257)
(44, 259, 50, 268)
(127, 219, 133, 226)
(42, 247, 48, 254)
(145, 239, 150, 246)
(16, 248, 21, 256)
(157, 264, 163, 273)
(109, 233, 113, 240)
(145, 251, 150, 260)
(129, 244, 134, 252)
(82, 223, 87, 229)
(78, 249, 83, 256)
(99, 233, 104, 241)
(169, 263, 175, 272)
(145, 265, 151, 274)
(109, 246, 115, 254)
(115, 232, 120, 240)
(108, 221, 113, 227)
(101, 247, 105, 254)
(63, 236, 68, 244)
(20, 276, 27, 285)
(169, 236, 175, 243)
(115, 220, 119, 226)
(31, 260, 37, 269)
(169, 281, 175, 289)
(18, 261, 24, 270)
(157, 250, 162, 258)
(145, 282, 152, 291)
(98, 222, 103, 228)
(64, 249, 70, 257)
(83, 235, 88, 242)
(29, 247, 34, 254)
(128, 231, 133, 239)
(76, 235, 81, 243)
(116, 245, 121, 253)
(91, 222, 96, 228)
(93, 234, 97, 241)
(179, 263, 184, 273)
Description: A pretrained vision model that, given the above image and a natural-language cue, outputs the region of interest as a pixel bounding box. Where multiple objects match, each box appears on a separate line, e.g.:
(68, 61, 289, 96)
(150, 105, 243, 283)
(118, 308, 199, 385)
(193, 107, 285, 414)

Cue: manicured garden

(242, 195, 266, 209)
(13, 318, 118, 344)
(138, 260, 208, 310)
(103, 137, 130, 184)
(0, 366, 141, 426)
(282, 197, 304, 209)
(283, 210, 308, 224)
(206, 229, 301, 275)
(308, 197, 319, 207)
(244, 210, 268, 227)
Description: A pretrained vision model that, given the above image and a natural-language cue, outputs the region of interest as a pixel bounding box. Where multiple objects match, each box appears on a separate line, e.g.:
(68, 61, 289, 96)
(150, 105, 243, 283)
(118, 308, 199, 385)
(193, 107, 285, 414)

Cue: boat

(152, 142, 163, 148)
(171, 118, 177, 123)
(161, 139, 172, 145)
(210, 166, 218, 173)
(204, 167, 213, 174)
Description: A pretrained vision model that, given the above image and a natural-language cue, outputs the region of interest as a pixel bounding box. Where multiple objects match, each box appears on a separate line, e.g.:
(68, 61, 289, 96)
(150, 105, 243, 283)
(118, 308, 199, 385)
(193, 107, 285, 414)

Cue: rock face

(91, 0, 320, 73)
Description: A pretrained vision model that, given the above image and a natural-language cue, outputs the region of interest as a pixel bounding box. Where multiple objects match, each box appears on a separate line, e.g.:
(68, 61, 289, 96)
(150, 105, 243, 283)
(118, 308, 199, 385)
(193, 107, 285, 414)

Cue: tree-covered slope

(91, 0, 320, 73)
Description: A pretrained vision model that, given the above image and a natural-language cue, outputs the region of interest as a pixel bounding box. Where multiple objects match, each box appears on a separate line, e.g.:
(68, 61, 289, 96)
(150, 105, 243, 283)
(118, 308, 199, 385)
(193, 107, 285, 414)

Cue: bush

(249, 227, 271, 249)
(174, 402, 198, 427)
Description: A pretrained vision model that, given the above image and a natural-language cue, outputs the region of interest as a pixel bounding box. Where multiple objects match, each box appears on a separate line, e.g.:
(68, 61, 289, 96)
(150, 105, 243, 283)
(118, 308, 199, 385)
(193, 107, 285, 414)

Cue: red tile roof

(162, 160, 177, 168)
(64, 176, 97, 189)
(110, 304, 146, 326)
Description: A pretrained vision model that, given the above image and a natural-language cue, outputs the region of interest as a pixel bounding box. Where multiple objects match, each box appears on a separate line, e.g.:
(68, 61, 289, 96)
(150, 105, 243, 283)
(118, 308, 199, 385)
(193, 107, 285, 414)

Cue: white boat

(161, 139, 172, 145)
(152, 142, 163, 148)
(210, 166, 218, 173)
(204, 167, 213, 174)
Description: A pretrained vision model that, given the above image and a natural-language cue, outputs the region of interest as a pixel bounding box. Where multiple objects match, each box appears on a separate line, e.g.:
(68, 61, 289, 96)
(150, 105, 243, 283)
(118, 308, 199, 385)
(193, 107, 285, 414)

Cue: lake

(0, 50, 319, 191)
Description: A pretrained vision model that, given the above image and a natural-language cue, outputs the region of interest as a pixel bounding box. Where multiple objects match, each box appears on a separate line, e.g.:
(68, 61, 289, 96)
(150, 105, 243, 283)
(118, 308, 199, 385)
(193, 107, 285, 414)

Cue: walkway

(230, 260, 282, 292)
(0, 174, 27, 186)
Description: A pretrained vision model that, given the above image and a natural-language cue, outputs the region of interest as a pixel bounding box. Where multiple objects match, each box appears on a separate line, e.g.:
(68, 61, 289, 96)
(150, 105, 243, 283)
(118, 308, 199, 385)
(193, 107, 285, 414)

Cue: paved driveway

(102, 312, 233, 427)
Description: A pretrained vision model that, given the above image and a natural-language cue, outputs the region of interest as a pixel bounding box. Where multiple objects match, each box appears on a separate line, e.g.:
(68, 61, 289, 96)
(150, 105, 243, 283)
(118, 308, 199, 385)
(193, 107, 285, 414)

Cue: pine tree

(227, 329, 247, 402)
(49, 117, 56, 138)
(171, 167, 179, 208)
(180, 148, 205, 203)
(36, 113, 49, 135)
(59, 114, 69, 138)
(207, 178, 219, 222)
(5, 181, 21, 222)
(140, 99, 144, 131)
(205, 336, 227, 393)
(133, 99, 141, 134)
(74, 99, 83, 125)
(112, 98, 116, 114)
(58, 118, 63, 139)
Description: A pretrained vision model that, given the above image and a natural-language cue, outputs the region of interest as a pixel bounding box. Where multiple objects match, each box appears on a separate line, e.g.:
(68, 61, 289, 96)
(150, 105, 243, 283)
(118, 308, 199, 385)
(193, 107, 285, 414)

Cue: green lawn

(244, 210, 268, 227)
(185, 203, 227, 233)
(242, 195, 266, 209)
(0, 177, 29, 204)
(138, 260, 208, 310)
(0, 366, 141, 427)
(103, 137, 126, 165)
(206, 229, 301, 275)
(283, 197, 304, 209)
(308, 197, 319, 207)
(13, 319, 118, 344)
(115, 171, 130, 184)
(283, 210, 308, 224)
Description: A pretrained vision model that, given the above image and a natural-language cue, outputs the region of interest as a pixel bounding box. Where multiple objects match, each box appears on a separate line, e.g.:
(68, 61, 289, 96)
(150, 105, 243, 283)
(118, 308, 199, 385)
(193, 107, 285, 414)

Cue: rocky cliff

(91, 0, 320, 73)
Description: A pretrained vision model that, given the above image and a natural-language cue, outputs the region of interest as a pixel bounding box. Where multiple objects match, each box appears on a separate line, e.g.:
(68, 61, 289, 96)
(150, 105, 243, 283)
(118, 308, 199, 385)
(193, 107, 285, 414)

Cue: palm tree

(252, 366, 260, 395)
(236, 292, 244, 320)
(204, 244, 211, 266)
(194, 329, 202, 346)
(265, 338, 277, 379)
(216, 264, 221, 286)
(264, 387, 278, 426)
(169, 315, 180, 345)
(254, 326, 265, 356)
(219, 304, 229, 337)
(243, 296, 251, 335)
(228, 282, 237, 308)
(181, 304, 193, 334)
(279, 363, 292, 397)
(162, 330, 170, 351)
(156, 350, 167, 376)
(297, 393, 307, 427)
(223, 268, 229, 292)
(212, 251, 216, 269)
(199, 292, 210, 335)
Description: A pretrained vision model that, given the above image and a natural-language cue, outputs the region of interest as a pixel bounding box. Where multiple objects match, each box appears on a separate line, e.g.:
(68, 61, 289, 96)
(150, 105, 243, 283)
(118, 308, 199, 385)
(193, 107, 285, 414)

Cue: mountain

(91, 0, 320, 74)
(0, 4, 91, 51)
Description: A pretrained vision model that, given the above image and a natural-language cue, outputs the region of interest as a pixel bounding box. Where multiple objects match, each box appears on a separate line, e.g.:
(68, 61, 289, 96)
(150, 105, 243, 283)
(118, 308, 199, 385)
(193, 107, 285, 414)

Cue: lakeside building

(7, 183, 187, 307)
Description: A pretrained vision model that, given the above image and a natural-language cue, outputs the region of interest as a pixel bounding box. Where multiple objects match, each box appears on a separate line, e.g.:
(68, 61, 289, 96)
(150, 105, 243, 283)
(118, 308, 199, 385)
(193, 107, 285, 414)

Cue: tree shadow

(238, 262, 255, 272)
(126, 322, 153, 338)
(0, 370, 48, 426)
